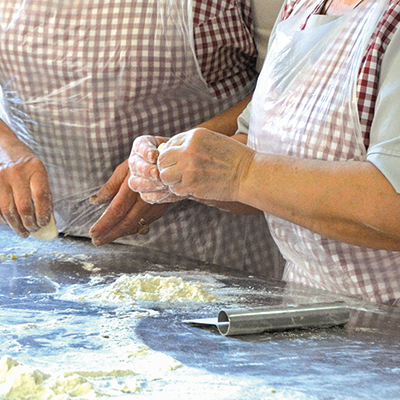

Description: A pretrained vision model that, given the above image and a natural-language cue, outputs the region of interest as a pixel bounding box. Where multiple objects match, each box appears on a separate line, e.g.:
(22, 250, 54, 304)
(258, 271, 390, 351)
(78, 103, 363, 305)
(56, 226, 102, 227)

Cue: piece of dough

(31, 215, 58, 241)
(157, 142, 166, 152)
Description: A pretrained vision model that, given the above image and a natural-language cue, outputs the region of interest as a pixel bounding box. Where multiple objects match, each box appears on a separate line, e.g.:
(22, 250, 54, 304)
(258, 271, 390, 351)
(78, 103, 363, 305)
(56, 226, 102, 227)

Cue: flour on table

(0, 254, 18, 261)
(65, 273, 217, 304)
(48, 252, 101, 273)
(0, 356, 98, 399)
(0, 355, 140, 399)
(0, 350, 181, 399)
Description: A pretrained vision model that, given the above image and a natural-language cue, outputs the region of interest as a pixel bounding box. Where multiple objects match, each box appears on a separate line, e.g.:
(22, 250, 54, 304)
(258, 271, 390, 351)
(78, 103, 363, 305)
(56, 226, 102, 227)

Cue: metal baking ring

(137, 218, 150, 235)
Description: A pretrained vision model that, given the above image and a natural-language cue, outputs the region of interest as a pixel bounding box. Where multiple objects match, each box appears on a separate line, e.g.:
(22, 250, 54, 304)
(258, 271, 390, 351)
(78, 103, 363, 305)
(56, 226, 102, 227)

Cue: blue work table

(0, 225, 399, 399)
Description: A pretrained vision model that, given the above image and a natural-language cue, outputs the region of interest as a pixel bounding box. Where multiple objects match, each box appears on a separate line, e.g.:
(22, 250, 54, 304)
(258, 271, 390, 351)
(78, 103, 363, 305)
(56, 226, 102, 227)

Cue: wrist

(236, 148, 258, 205)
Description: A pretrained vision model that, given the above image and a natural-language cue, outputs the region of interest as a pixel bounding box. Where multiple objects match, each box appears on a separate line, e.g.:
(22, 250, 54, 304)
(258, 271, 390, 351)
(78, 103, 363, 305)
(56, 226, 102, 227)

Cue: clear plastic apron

(0, 0, 284, 276)
(0, 0, 241, 231)
(248, 0, 400, 303)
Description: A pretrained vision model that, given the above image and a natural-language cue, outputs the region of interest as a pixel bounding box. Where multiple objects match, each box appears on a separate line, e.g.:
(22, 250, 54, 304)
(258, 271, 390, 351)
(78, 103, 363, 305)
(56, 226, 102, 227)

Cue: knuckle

(128, 154, 139, 170)
(17, 199, 33, 216)
(22, 214, 36, 230)
(128, 177, 140, 192)
(141, 193, 165, 204)
(140, 194, 156, 204)
(1, 205, 15, 222)
(106, 206, 126, 221)
(113, 208, 127, 220)
(169, 185, 181, 196)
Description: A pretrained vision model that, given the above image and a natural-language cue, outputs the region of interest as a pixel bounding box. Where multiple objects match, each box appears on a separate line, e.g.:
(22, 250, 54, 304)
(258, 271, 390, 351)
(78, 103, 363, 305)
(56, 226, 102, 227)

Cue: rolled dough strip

(31, 215, 58, 241)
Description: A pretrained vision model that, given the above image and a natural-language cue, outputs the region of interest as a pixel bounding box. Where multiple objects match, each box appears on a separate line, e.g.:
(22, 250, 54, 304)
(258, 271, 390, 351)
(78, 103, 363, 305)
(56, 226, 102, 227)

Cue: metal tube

(217, 301, 350, 336)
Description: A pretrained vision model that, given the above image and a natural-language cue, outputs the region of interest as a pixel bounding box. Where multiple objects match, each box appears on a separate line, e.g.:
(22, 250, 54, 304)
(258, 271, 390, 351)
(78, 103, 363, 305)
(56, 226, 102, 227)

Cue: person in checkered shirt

(130, 0, 400, 305)
(0, 0, 285, 278)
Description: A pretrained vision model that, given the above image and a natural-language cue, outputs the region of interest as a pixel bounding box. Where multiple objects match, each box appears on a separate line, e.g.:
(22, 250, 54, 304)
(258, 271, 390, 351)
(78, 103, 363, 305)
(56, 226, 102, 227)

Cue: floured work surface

(0, 225, 400, 400)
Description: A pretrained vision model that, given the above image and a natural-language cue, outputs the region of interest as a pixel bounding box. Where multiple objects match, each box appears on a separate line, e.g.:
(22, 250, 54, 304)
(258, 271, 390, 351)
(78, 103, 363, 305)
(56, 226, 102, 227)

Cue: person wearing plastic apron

(247, 0, 400, 304)
(0, 0, 284, 277)
(138, 0, 400, 305)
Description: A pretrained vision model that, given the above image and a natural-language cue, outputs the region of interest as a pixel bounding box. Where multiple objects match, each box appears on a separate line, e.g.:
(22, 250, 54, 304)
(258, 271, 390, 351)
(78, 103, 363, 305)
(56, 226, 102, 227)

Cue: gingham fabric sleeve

(193, 0, 257, 100)
(365, 2, 400, 192)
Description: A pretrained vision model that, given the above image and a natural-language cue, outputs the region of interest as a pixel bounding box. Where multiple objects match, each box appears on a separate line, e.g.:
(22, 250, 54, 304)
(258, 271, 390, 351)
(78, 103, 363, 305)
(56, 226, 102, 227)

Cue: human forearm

(196, 94, 252, 136)
(193, 199, 262, 215)
(239, 154, 400, 250)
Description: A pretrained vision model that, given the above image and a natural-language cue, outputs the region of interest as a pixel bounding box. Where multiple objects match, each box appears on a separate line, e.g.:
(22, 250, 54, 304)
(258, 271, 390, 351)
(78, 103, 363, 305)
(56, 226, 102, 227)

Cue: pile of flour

(62, 273, 217, 305)
(0, 349, 182, 399)
(0, 356, 98, 399)
(0, 272, 233, 400)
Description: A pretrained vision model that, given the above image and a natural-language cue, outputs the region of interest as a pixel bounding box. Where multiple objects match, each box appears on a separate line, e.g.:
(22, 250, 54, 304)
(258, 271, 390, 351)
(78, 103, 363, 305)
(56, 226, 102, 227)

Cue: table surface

(0, 225, 399, 400)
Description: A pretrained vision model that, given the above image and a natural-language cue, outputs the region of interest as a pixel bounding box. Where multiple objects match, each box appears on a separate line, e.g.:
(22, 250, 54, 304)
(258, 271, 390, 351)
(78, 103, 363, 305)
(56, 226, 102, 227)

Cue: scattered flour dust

(0, 266, 228, 399)
(0, 349, 183, 399)
(49, 252, 101, 273)
(0, 356, 99, 399)
(65, 273, 217, 304)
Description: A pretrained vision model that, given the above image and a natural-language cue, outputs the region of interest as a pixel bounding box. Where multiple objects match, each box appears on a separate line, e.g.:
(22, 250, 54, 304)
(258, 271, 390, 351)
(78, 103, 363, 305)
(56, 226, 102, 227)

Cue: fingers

(30, 168, 53, 228)
(9, 178, 37, 233)
(90, 184, 170, 246)
(0, 190, 29, 238)
(89, 171, 170, 245)
(0, 163, 52, 237)
(158, 162, 182, 188)
(128, 154, 162, 185)
(128, 138, 168, 194)
(155, 134, 189, 189)
(90, 176, 139, 244)
(90, 161, 129, 205)
(157, 144, 187, 194)
(131, 135, 167, 164)
(128, 171, 166, 193)
(90, 150, 170, 245)
(0, 127, 54, 237)
(139, 190, 182, 204)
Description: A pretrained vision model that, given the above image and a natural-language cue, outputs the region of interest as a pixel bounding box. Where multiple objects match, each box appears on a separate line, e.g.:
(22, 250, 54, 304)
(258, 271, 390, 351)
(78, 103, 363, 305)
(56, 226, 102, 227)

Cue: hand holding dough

(128, 137, 183, 204)
(31, 215, 58, 241)
(157, 128, 253, 202)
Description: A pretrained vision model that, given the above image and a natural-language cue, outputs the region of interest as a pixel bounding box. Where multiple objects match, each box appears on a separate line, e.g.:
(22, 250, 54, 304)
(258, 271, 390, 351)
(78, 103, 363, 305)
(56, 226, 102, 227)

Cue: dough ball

(31, 215, 58, 241)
